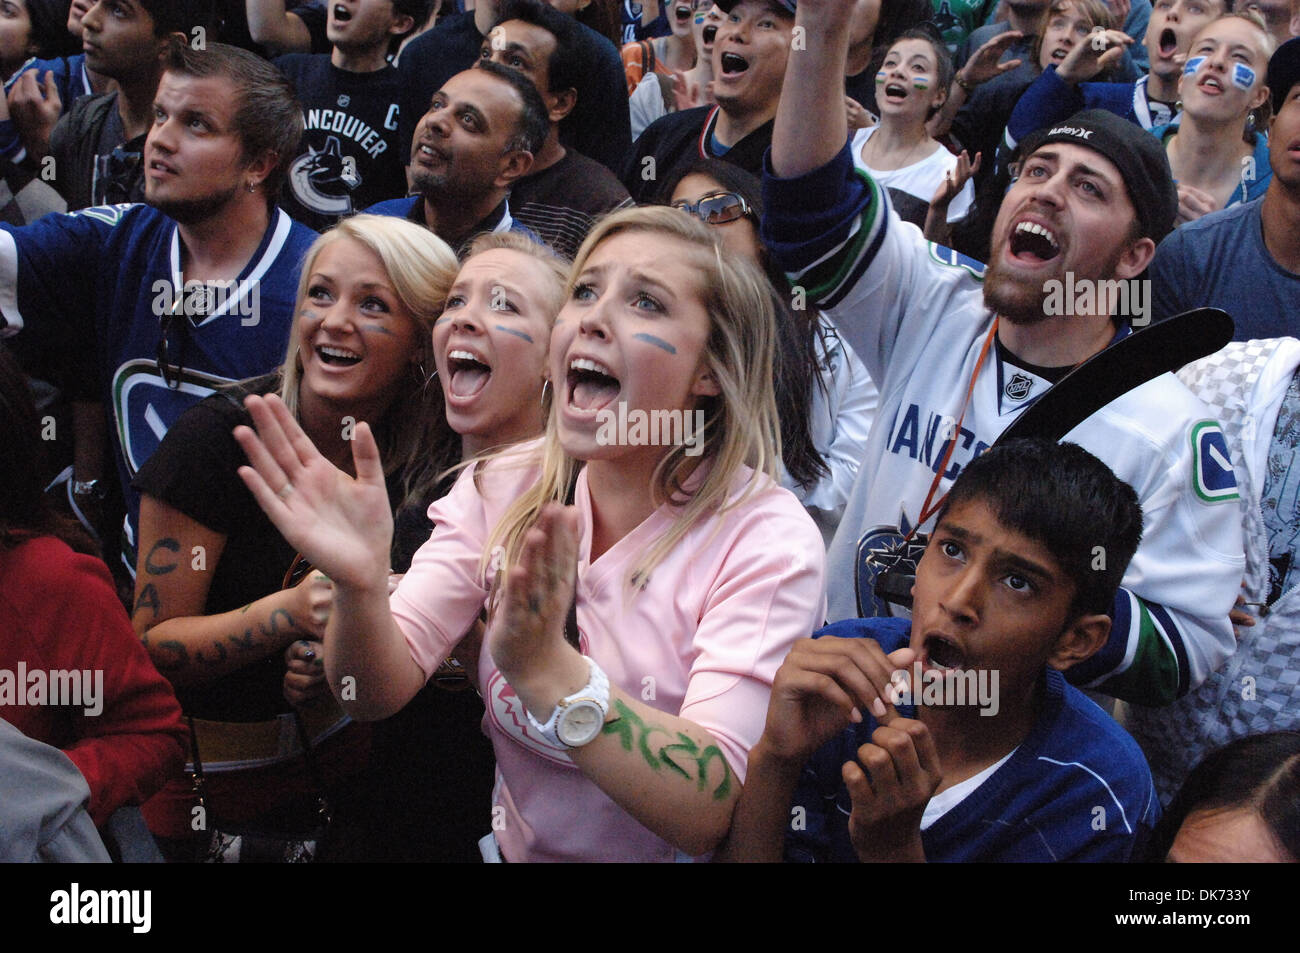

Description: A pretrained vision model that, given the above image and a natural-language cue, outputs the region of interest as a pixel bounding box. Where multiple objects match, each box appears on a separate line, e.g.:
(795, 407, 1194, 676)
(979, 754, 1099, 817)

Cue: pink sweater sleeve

(391, 455, 536, 678)
(677, 498, 827, 782)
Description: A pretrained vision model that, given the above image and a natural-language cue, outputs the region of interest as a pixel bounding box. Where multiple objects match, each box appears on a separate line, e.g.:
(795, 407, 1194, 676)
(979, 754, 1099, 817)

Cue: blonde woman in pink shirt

(232, 206, 827, 861)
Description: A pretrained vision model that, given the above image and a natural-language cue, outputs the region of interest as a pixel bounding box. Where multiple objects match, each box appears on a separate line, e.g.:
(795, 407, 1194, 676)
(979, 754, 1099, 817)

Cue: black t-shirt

(511, 149, 631, 260)
(624, 105, 773, 204)
(275, 55, 408, 230)
(132, 378, 405, 721)
(397, 11, 632, 178)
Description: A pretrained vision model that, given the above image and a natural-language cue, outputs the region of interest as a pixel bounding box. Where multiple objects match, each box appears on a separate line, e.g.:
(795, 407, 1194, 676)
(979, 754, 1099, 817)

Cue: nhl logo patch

(1004, 372, 1033, 402)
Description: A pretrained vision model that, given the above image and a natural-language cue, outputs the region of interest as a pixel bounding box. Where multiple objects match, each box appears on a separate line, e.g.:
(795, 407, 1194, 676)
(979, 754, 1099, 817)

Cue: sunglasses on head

(672, 190, 753, 226)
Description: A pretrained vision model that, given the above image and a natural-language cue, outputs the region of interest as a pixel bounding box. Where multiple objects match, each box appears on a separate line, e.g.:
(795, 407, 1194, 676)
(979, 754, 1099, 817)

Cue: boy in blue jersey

(720, 439, 1160, 862)
(0, 41, 316, 578)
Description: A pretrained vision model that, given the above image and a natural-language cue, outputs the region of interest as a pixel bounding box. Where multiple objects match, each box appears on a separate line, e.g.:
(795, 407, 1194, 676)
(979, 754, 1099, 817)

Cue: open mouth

(1009, 221, 1061, 263)
(883, 82, 908, 100)
(1198, 75, 1224, 93)
(1050, 46, 1068, 62)
(317, 344, 362, 367)
(702, 23, 718, 45)
(566, 357, 621, 412)
(924, 634, 966, 671)
(1159, 28, 1177, 57)
(719, 51, 749, 76)
(447, 349, 492, 398)
(332, 4, 352, 23)
(674, 3, 692, 22)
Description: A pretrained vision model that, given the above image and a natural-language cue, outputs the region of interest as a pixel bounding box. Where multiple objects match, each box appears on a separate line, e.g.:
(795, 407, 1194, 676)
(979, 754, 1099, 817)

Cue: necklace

(861, 126, 934, 172)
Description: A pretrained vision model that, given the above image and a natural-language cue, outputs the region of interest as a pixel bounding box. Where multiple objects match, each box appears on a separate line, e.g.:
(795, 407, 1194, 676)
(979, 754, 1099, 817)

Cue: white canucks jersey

(762, 145, 1244, 704)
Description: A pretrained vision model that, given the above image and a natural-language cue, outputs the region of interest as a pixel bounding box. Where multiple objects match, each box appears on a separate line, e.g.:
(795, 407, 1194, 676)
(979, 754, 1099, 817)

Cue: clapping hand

(234, 394, 392, 592)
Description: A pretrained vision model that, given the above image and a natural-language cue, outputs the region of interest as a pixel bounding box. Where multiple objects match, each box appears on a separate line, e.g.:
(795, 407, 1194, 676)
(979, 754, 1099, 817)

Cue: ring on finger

(277, 482, 295, 499)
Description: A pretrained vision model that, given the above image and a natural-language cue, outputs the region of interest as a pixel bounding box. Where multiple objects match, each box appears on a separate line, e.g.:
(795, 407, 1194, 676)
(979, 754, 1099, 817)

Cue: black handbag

(188, 712, 332, 863)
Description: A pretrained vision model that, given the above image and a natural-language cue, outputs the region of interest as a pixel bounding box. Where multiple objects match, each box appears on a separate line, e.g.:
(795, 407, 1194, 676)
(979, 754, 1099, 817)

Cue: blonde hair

(481, 205, 782, 595)
(280, 214, 459, 505)
(1033, 0, 1114, 69)
(460, 229, 570, 319)
(1191, 11, 1277, 137)
(425, 230, 570, 485)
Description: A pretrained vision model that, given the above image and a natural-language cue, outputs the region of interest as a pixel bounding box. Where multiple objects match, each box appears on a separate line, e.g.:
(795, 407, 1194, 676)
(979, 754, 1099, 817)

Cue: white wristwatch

(525, 657, 610, 749)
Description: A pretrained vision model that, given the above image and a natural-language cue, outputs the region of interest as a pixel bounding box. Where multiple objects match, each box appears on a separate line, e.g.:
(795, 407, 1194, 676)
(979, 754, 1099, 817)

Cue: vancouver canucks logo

(1005, 372, 1033, 402)
(289, 135, 362, 216)
(856, 509, 919, 618)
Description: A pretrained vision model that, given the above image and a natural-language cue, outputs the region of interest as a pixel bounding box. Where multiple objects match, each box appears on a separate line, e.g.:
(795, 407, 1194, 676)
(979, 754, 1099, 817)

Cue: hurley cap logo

(1046, 124, 1094, 139)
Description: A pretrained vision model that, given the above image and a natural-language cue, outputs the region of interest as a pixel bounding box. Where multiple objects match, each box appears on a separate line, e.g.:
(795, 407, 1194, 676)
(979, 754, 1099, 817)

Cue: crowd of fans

(0, 0, 1298, 864)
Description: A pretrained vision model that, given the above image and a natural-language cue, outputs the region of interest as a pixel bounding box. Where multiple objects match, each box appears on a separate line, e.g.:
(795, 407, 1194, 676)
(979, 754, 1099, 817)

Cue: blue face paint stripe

(359, 322, 395, 336)
(634, 332, 676, 354)
(1232, 62, 1256, 90)
(495, 324, 534, 343)
(875, 71, 887, 84)
(1183, 56, 1206, 76)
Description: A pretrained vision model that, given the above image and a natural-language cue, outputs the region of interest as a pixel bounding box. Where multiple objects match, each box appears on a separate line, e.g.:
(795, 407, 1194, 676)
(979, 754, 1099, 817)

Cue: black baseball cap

(1268, 37, 1300, 115)
(713, 0, 796, 14)
(1018, 109, 1179, 245)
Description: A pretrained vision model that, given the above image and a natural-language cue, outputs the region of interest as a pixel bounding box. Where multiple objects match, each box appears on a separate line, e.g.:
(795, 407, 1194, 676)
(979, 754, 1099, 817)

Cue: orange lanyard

(910, 318, 998, 539)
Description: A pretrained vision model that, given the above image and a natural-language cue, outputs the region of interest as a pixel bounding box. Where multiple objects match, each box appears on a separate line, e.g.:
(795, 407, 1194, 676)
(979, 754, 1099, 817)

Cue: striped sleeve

(1066, 587, 1188, 706)
(761, 143, 887, 307)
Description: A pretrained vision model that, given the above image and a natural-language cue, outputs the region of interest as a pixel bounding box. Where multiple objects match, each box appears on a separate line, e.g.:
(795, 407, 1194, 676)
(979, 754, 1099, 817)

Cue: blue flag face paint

(1183, 55, 1206, 76)
(912, 77, 930, 90)
(876, 71, 887, 84)
(1232, 62, 1256, 90)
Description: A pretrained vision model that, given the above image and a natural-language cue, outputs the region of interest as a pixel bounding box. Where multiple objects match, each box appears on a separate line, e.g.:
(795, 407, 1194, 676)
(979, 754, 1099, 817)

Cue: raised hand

(959, 31, 1025, 88)
(931, 150, 981, 208)
(7, 70, 62, 157)
(843, 718, 942, 863)
(758, 636, 916, 766)
(1175, 182, 1219, 225)
(1056, 28, 1133, 84)
(233, 394, 392, 591)
(486, 503, 581, 684)
(845, 95, 875, 132)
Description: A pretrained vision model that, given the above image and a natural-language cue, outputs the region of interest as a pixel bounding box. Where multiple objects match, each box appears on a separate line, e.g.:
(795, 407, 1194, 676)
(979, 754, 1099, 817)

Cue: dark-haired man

(46, 0, 217, 210)
(763, 0, 1244, 706)
(478, 0, 631, 259)
(367, 62, 547, 249)
(0, 43, 317, 575)
(624, 0, 791, 203)
(397, 0, 632, 176)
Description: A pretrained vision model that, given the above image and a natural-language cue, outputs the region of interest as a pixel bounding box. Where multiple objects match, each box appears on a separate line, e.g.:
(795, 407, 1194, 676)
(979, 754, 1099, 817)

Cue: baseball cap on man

(1017, 109, 1179, 245)
(713, 0, 796, 14)
(1267, 37, 1300, 115)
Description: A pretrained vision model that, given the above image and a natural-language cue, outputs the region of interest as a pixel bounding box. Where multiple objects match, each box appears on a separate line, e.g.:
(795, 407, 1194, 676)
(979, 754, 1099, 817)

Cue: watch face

(557, 699, 604, 747)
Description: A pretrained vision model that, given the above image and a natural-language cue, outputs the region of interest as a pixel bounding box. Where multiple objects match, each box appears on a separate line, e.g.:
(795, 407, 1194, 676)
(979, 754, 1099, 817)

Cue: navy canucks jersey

(275, 55, 407, 231)
(0, 203, 317, 572)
